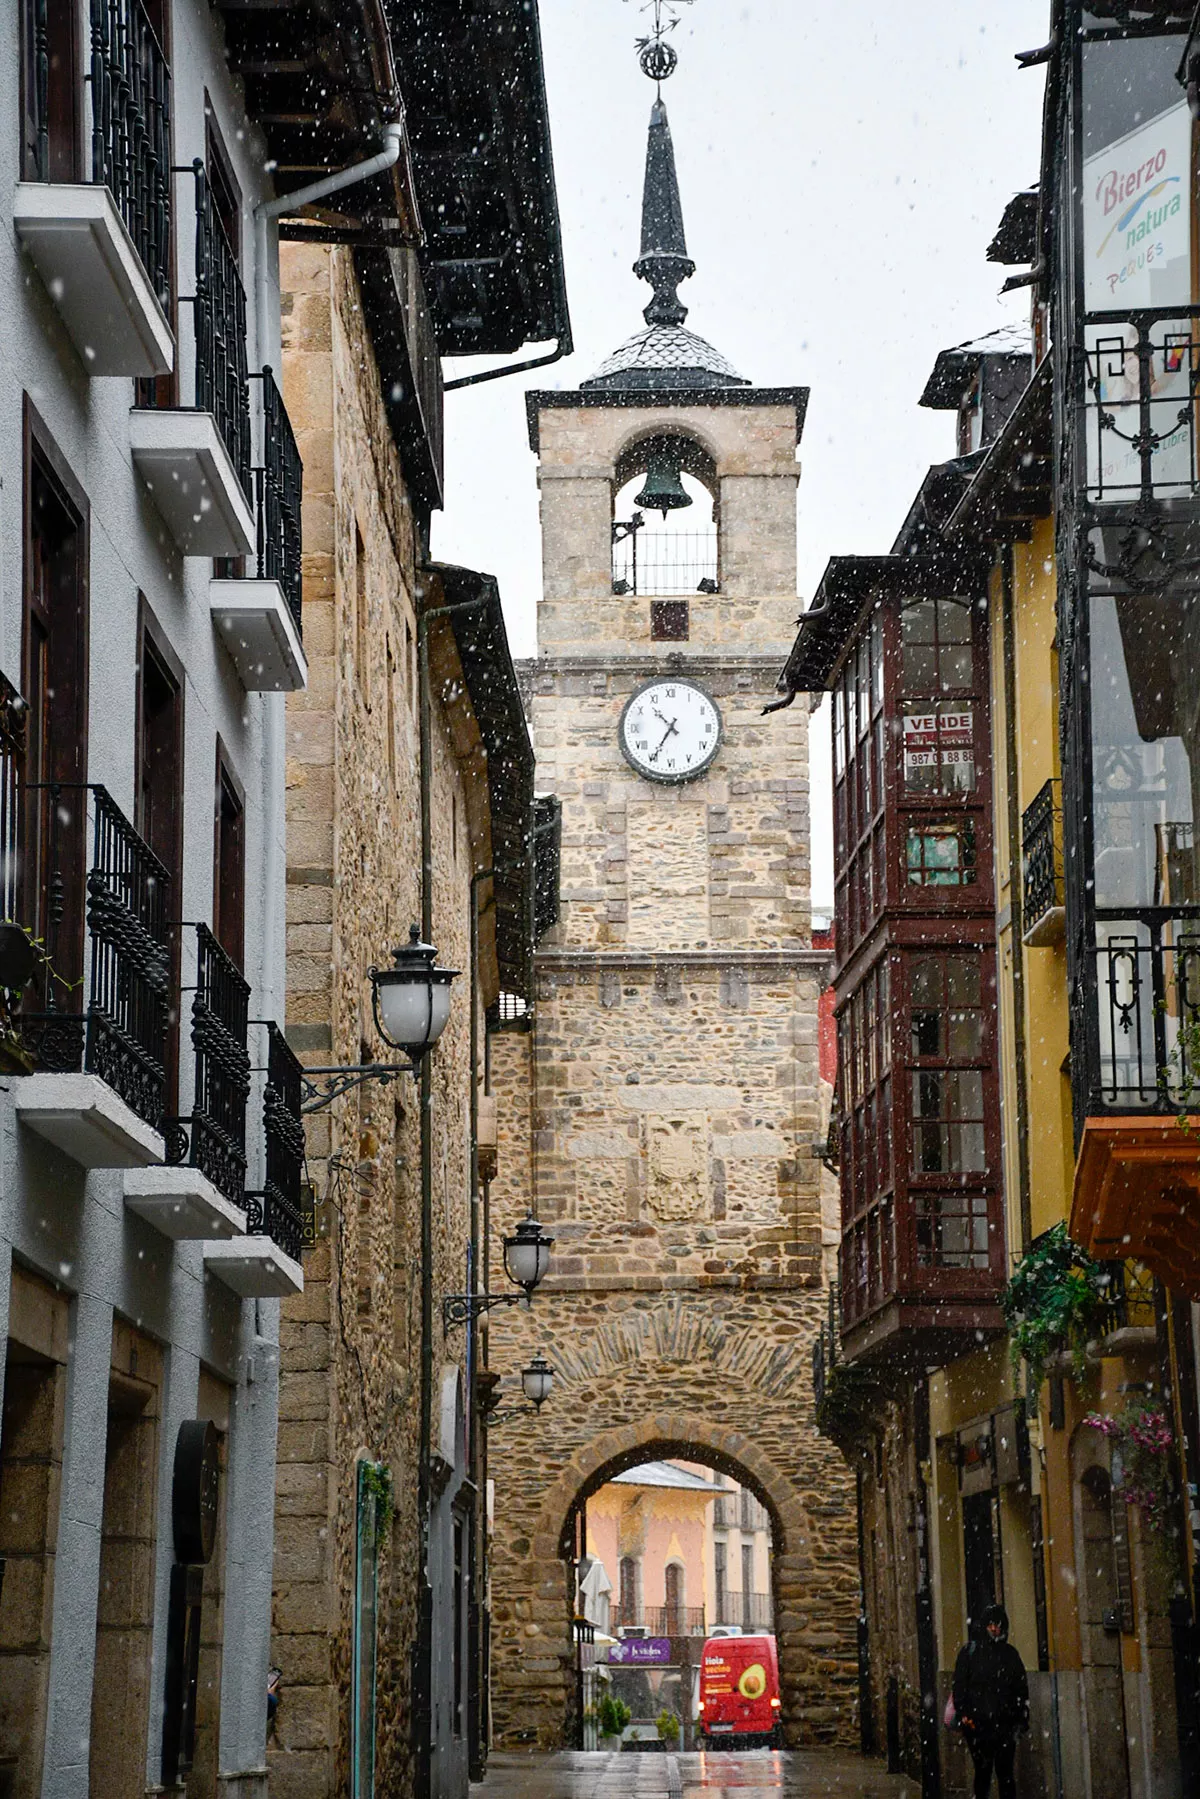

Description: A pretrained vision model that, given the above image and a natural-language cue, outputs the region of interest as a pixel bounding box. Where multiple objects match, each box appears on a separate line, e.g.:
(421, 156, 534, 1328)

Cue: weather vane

(626, 0, 695, 86)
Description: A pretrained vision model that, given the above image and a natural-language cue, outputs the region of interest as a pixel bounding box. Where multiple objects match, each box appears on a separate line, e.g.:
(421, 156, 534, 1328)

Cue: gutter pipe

(444, 336, 571, 392)
(415, 584, 489, 1790)
(252, 123, 406, 381)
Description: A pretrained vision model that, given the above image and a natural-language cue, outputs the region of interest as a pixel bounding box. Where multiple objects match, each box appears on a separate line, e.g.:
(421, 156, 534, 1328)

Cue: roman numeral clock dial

(619, 677, 723, 783)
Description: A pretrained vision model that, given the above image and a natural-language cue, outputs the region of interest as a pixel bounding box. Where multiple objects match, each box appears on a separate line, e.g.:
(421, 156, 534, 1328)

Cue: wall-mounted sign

(1082, 99, 1193, 496)
(903, 709, 974, 791)
(172, 1419, 221, 1564)
(607, 1637, 672, 1665)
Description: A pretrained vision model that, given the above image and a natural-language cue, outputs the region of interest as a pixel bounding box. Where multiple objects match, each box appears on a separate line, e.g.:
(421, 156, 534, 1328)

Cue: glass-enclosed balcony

(1059, 6, 1200, 1291)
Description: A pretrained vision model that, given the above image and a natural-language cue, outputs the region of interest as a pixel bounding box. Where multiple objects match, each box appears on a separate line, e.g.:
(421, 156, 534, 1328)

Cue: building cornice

(536, 947, 830, 973)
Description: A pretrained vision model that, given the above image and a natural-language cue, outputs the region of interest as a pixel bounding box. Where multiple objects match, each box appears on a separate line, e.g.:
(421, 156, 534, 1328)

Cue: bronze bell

(635, 447, 692, 518)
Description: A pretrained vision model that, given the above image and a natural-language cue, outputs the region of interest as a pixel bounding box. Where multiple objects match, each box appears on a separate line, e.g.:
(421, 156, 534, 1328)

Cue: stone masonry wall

(273, 244, 487, 1799)
(485, 1289, 859, 1748)
(484, 379, 858, 1751)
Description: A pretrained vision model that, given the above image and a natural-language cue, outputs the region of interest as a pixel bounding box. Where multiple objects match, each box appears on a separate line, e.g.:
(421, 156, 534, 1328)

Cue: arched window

(664, 1561, 684, 1636)
(611, 434, 718, 638)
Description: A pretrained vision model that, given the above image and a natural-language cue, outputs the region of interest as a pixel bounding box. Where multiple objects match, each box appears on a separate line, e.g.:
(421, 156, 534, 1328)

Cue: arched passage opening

(484, 1297, 859, 1755)
(562, 1437, 782, 1750)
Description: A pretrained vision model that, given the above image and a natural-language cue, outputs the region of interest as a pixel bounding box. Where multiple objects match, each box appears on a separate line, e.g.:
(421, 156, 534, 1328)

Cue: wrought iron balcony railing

(612, 1605, 707, 1638)
(256, 368, 303, 635)
(1091, 918, 1200, 1113)
(24, 0, 172, 300)
(191, 162, 252, 501)
(165, 924, 250, 1204)
(89, 0, 172, 305)
(246, 1021, 306, 1262)
(1097, 1259, 1157, 1337)
(1083, 303, 1200, 508)
(18, 783, 171, 1129)
(1021, 778, 1063, 943)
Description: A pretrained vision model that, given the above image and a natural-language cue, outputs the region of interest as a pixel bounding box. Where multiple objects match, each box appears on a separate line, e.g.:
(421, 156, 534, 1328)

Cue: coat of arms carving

(645, 1113, 708, 1221)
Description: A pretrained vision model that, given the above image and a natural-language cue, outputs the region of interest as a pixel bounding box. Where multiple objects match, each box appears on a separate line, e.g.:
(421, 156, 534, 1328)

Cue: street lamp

(298, 924, 459, 1113)
(483, 1352, 556, 1426)
(443, 1212, 554, 1329)
(371, 924, 458, 1058)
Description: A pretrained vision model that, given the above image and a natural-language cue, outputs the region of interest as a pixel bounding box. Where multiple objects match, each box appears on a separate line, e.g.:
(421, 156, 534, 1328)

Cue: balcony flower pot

(0, 921, 38, 992)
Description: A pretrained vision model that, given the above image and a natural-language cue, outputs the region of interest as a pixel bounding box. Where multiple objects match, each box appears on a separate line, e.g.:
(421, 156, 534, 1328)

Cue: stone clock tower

(485, 75, 858, 1750)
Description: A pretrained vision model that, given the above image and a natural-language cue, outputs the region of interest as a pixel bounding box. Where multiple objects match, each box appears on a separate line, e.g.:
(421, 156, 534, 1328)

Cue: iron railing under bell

(1021, 778, 1062, 934)
(256, 368, 303, 636)
(165, 923, 251, 1205)
(611, 526, 718, 597)
(245, 1021, 306, 1262)
(190, 160, 252, 501)
(24, 0, 172, 302)
(1089, 918, 1200, 1114)
(18, 784, 172, 1130)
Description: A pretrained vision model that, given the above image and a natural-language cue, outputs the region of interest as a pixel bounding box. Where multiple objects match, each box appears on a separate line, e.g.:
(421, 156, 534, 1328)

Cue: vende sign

(903, 711, 972, 777)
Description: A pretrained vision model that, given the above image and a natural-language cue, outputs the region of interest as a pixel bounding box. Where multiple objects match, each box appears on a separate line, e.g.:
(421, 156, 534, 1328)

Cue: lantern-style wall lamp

(483, 1353, 556, 1426)
(442, 1214, 554, 1329)
(299, 925, 458, 1113)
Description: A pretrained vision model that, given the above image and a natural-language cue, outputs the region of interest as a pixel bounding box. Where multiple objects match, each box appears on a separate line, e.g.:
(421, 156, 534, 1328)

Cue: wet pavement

(474, 1749, 919, 1799)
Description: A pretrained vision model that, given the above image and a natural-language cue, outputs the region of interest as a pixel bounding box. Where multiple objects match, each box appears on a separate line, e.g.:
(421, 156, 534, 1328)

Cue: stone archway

(486, 1291, 859, 1752)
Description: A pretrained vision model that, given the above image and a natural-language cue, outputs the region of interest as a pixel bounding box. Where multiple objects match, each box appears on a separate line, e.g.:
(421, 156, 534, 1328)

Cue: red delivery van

(698, 1633, 781, 1747)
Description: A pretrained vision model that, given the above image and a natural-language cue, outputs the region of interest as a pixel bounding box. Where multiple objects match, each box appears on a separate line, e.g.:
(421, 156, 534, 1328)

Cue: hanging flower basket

(1084, 1397, 1178, 1537)
(1001, 1222, 1108, 1394)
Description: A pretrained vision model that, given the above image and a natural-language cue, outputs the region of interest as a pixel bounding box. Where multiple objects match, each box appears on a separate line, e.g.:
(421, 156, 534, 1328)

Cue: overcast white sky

(431, 0, 1050, 911)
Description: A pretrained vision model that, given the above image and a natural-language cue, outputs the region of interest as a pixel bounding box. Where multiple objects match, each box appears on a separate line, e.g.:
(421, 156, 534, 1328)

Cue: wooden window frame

(135, 601, 185, 1104)
(20, 0, 81, 182)
(212, 740, 246, 972)
(22, 399, 89, 996)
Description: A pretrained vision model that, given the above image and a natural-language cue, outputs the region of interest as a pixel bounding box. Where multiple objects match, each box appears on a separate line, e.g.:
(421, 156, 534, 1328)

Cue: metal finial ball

(639, 39, 677, 81)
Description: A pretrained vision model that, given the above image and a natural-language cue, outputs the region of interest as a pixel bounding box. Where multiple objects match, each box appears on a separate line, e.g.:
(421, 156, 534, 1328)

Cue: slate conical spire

(633, 98, 696, 327)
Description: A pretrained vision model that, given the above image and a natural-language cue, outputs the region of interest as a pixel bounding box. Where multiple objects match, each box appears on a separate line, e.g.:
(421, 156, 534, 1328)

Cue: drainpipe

(251, 124, 405, 1026)
(251, 123, 406, 376)
(1000, 545, 1033, 1251)
(415, 584, 488, 1791)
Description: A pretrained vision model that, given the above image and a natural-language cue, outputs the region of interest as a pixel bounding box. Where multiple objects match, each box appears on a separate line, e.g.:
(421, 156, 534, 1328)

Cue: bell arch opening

(611, 431, 719, 609)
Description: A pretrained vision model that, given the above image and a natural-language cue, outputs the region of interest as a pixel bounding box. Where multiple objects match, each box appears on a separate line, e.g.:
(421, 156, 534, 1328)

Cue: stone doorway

(486, 1294, 859, 1754)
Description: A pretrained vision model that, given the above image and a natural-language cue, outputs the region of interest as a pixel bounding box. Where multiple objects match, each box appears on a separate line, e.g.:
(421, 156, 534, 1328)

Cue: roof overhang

(946, 359, 1053, 544)
(920, 346, 1031, 411)
(987, 188, 1039, 266)
(389, 0, 570, 359)
(431, 564, 538, 1001)
(525, 384, 809, 453)
(778, 552, 980, 696)
(1071, 1116, 1200, 1299)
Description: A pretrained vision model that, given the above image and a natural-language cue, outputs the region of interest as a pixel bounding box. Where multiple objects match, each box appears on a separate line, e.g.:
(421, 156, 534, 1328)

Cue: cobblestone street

(474, 1751, 919, 1799)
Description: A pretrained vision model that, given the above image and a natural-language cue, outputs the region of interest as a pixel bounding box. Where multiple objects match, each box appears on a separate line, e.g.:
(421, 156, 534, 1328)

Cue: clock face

(619, 678, 722, 783)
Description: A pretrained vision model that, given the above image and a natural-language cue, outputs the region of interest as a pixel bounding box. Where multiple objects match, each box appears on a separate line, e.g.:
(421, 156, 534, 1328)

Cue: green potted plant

(1001, 1221, 1108, 1393)
(656, 1708, 681, 1747)
(595, 1693, 630, 1749)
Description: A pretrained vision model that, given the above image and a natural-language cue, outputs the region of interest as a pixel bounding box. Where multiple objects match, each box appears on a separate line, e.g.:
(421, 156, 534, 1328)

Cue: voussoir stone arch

(487, 1290, 859, 1751)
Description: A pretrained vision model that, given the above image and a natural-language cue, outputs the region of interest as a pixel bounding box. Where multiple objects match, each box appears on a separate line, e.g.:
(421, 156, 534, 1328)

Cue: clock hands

(648, 713, 678, 763)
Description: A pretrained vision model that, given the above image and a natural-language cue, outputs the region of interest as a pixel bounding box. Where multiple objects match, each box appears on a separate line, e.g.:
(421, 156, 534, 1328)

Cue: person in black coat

(952, 1604, 1030, 1799)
